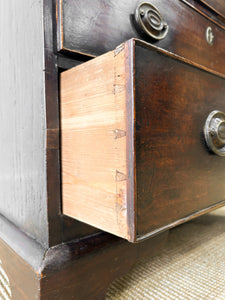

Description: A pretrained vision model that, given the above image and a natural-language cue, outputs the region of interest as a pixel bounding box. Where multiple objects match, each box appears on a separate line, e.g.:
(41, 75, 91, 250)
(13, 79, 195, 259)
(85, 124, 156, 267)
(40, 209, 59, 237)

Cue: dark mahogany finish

(0, 214, 167, 299)
(1, 0, 225, 299)
(60, 39, 225, 242)
(45, 0, 100, 247)
(182, 0, 225, 28)
(0, 1, 167, 299)
(200, 0, 225, 18)
(134, 41, 225, 238)
(57, 0, 225, 75)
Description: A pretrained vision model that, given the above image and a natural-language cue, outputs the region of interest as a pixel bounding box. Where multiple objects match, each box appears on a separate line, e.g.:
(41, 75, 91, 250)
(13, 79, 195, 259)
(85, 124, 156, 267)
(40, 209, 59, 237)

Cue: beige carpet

(106, 207, 225, 299)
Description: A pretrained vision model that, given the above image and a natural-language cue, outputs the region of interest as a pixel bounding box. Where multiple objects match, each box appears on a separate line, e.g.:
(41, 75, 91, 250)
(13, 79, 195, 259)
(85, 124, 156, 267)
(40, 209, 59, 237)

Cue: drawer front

(61, 39, 225, 242)
(200, 0, 225, 18)
(57, 0, 225, 75)
(134, 41, 225, 239)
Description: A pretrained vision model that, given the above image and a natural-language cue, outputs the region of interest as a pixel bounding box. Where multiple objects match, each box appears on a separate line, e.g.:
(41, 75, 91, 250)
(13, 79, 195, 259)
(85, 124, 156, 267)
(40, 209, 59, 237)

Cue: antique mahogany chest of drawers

(1, 0, 225, 299)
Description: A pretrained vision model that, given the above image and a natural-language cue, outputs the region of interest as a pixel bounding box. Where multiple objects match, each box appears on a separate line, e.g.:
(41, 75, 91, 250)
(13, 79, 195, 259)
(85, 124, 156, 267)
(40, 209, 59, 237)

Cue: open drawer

(60, 39, 225, 242)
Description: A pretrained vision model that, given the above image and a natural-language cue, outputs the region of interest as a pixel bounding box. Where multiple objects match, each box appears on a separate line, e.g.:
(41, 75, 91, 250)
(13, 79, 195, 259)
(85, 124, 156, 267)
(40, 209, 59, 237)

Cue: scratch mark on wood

(114, 43, 125, 56)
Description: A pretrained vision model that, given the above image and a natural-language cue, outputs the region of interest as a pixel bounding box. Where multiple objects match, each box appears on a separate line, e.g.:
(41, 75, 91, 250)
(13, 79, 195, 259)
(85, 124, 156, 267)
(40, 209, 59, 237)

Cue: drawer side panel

(61, 44, 131, 239)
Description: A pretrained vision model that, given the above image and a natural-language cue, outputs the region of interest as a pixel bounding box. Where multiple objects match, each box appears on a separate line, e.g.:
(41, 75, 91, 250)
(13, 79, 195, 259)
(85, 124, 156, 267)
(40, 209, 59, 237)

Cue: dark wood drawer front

(57, 0, 225, 75)
(200, 0, 225, 18)
(135, 42, 225, 239)
(61, 39, 225, 242)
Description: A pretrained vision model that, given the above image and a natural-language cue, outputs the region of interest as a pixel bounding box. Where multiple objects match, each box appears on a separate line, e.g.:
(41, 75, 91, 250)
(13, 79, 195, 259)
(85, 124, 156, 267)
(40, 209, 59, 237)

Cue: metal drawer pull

(206, 26, 214, 46)
(204, 110, 225, 156)
(135, 2, 169, 40)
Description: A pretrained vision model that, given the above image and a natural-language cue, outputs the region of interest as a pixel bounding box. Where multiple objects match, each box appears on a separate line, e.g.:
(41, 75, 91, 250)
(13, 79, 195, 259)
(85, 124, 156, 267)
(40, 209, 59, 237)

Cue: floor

(106, 207, 225, 299)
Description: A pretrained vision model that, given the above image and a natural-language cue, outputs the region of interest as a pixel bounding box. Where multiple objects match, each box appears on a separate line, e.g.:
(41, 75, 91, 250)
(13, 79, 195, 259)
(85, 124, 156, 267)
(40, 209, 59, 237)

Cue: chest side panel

(0, 0, 48, 247)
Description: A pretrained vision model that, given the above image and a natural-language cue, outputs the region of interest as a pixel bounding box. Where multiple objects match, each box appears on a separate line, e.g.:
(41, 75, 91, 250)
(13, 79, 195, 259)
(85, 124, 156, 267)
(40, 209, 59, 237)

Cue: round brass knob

(135, 2, 169, 40)
(204, 110, 225, 156)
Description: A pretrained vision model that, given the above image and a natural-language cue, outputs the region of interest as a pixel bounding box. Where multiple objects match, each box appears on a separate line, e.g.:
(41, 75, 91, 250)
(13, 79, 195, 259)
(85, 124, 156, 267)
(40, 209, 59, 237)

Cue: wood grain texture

(0, 244, 40, 300)
(200, 0, 225, 18)
(57, 0, 225, 75)
(40, 231, 168, 300)
(0, 0, 102, 250)
(44, 0, 101, 246)
(0, 215, 45, 299)
(134, 40, 225, 239)
(61, 42, 134, 240)
(44, 0, 62, 245)
(181, 0, 225, 28)
(0, 0, 48, 247)
(0, 213, 168, 300)
(61, 39, 225, 242)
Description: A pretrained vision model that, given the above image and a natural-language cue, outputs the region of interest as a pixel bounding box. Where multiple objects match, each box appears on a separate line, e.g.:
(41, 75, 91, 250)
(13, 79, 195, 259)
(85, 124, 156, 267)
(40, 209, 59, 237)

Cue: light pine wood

(61, 42, 132, 240)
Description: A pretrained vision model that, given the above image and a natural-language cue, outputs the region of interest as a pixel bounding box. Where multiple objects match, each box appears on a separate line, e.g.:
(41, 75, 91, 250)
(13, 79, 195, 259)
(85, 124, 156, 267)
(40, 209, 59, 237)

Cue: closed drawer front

(61, 39, 225, 242)
(57, 0, 225, 75)
(200, 0, 225, 19)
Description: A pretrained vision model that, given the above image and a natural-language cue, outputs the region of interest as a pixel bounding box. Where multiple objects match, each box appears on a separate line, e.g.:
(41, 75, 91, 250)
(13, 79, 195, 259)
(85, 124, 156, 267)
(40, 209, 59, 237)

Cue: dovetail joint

(114, 129, 126, 139)
(116, 170, 127, 182)
(114, 44, 125, 56)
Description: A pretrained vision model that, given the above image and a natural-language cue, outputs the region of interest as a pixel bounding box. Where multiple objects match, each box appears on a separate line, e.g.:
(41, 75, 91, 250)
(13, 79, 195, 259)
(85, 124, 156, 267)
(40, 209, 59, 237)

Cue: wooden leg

(0, 216, 168, 300)
(40, 232, 168, 299)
